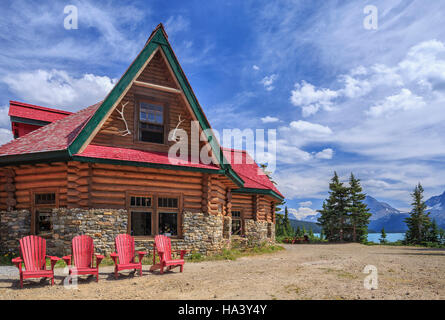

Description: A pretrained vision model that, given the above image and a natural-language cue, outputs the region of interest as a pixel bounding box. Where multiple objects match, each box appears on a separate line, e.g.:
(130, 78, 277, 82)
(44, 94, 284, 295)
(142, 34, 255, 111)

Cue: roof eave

(232, 187, 284, 202)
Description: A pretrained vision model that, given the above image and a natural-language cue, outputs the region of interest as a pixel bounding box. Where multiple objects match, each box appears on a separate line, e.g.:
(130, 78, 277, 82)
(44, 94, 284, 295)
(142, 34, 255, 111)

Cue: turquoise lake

(313, 233, 405, 243)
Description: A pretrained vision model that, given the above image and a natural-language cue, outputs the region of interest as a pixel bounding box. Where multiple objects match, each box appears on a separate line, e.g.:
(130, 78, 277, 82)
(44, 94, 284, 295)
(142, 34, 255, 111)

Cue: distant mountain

(365, 195, 409, 232)
(364, 196, 402, 220)
(295, 192, 445, 234)
(289, 219, 322, 233)
(425, 191, 445, 228)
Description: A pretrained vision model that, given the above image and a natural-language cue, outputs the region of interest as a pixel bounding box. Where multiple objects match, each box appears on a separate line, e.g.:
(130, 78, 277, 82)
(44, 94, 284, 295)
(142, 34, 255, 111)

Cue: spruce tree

(405, 183, 431, 244)
(380, 227, 387, 244)
(428, 219, 440, 243)
(317, 172, 350, 242)
(348, 173, 371, 242)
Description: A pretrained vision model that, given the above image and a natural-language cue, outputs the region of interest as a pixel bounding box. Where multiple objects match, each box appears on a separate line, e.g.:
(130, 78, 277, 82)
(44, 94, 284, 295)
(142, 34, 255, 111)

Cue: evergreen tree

(379, 227, 387, 244)
(405, 183, 431, 244)
(348, 173, 371, 242)
(439, 228, 445, 245)
(283, 206, 294, 236)
(317, 172, 350, 242)
(428, 219, 440, 243)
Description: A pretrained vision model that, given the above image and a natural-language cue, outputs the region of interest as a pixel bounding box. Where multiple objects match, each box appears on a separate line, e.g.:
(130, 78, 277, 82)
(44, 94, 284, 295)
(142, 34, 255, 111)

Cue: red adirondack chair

(11, 235, 60, 288)
(149, 235, 187, 274)
(110, 234, 146, 279)
(62, 235, 105, 282)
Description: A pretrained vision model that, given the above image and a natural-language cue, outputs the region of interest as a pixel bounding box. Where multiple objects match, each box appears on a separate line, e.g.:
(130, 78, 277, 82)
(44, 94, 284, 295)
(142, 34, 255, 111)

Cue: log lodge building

(0, 24, 283, 255)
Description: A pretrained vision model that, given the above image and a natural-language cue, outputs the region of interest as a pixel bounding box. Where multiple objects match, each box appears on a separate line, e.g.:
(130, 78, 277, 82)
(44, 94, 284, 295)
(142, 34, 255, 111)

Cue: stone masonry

(0, 209, 237, 256)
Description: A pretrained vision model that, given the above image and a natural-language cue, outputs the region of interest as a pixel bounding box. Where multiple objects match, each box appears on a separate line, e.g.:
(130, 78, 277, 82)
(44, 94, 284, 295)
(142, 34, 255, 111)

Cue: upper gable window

(139, 102, 164, 144)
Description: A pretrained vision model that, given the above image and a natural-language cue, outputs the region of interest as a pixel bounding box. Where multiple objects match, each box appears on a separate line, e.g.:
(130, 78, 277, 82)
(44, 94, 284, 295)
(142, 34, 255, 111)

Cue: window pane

(158, 197, 178, 208)
(232, 219, 241, 235)
(35, 193, 55, 205)
(36, 208, 53, 234)
(159, 212, 177, 236)
(131, 211, 152, 236)
(140, 103, 163, 124)
(140, 128, 164, 143)
(130, 196, 151, 207)
(232, 211, 241, 218)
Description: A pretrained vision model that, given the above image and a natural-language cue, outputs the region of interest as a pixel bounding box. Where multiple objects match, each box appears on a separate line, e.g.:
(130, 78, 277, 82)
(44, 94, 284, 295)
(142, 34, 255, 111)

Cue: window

(139, 102, 164, 144)
(128, 194, 181, 238)
(158, 197, 178, 208)
(32, 191, 57, 236)
(231, 210, 242, 236)
(131, 211, 152, 236)
(159, 212, 178, 236)
(129, 195, 153, 236)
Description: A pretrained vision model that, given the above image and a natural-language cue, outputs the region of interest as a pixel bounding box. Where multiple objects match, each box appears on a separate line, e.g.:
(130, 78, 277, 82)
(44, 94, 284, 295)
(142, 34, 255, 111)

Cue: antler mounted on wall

(116, 101, 131, 136)
(171, 114, 185, 142)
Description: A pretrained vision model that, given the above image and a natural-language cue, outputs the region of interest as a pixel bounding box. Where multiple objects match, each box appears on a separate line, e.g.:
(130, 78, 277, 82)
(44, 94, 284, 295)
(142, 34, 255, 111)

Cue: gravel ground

(0, 243, 444, 300)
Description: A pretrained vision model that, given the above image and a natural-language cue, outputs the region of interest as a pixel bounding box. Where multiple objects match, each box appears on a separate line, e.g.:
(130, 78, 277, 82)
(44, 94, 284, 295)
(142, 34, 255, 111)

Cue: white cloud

(290, 81, 339, 117)
(260, 74, 278, 91)
(0, 128, 12, 146)
(299, 201, 312, 207)
(0, 105, 10, 129)
(367, 88, 426, 117)
(165, 15, 190, 36)
(315, 148, 333, 160)
(288, 207, 318, 220)
(3, 69, 117, 111)
(261, 116, 280, 123)
(288, 120, 332, 136)
(252, 65, 260, 71)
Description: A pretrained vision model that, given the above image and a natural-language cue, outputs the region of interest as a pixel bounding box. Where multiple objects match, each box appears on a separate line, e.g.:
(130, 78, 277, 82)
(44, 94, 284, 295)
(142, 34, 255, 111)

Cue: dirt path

(0, 243, 444, 300)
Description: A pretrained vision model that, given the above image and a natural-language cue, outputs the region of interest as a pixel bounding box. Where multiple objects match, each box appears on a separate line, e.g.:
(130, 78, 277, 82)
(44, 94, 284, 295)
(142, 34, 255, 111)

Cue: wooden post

(226, 188, 232, 217)
(201, 174, 210, 214)
(252, 195, 258, 221)
(4, 168, 16, 212)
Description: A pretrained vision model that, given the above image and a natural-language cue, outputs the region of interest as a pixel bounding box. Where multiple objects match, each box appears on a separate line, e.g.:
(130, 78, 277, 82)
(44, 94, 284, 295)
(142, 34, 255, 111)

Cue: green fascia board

(72, 155, 225, 174)
(232, 187, 284, 201)
(0, 150, 70, 167)
(10, 116, 50, 127)
(67, 27, 244, 188)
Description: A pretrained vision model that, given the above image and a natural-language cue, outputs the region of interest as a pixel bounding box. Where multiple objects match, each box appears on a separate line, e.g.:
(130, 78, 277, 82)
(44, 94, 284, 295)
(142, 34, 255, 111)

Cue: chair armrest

(180, 250, 188, 259)
(137, 251, 146, 263)
(110, 252, 118, 265)
(172, 250, 188, 259)
(62, 255, 72, 266)
(46, 256, 61, 270)
(11, 257, 23, 271)
(95, 254, 105, 268)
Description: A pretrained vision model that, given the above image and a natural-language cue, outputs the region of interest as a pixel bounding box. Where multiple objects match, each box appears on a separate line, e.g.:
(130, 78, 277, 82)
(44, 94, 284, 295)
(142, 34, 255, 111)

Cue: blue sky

(1, 0, 445, 219)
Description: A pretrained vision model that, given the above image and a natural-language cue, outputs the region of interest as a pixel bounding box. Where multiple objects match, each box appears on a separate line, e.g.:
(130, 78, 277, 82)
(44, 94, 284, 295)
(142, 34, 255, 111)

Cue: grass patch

(187, 244, 285, 263)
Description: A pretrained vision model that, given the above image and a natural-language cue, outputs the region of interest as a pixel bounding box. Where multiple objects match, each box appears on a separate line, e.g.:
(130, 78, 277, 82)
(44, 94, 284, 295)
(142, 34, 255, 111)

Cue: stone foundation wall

(0, 209, 127, 255)
(244, 219, 275, 245)
(0, 210, 31, 253)
(0, 209, 232, 256)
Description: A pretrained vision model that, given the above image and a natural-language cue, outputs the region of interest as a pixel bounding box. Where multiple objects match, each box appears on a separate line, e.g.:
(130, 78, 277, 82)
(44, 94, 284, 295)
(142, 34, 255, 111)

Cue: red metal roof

(222, 148, 283, 197)
(0, 102, 100, 156)
(75, 144, 220, 171)
(9, 101, 73, 123)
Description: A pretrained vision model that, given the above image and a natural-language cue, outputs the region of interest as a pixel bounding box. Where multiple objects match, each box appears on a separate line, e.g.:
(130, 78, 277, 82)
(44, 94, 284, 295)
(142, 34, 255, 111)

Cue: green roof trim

(0, 150, 70, 167)
(67, 25, 244, 188)
(232, 187, 284, 201)
(10, 116, 50, 127)
(72, 155, 225, 174)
